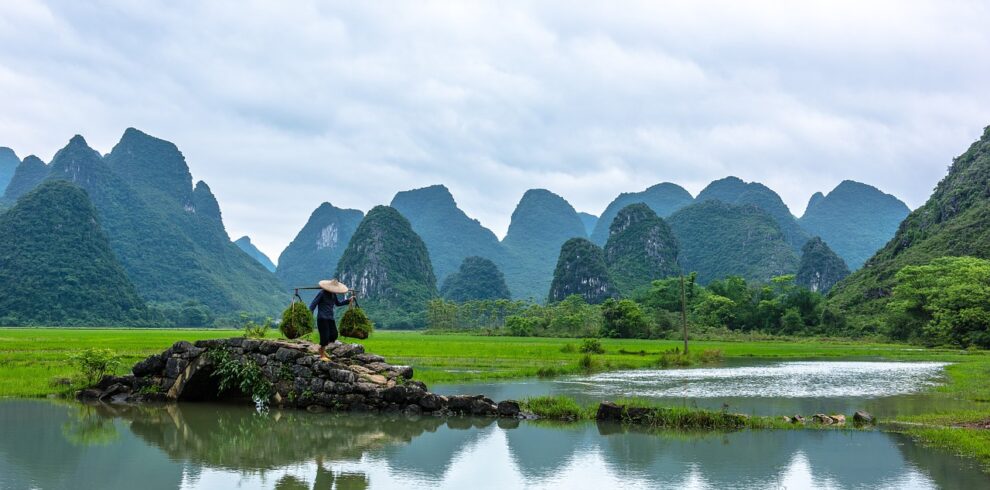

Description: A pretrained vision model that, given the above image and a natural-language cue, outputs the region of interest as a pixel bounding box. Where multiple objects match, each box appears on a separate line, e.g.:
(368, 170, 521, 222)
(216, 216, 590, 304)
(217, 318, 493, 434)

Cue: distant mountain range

(0, 129, 285, 322)
(235, 236, 276, 273)
(0, 127, 922, 326)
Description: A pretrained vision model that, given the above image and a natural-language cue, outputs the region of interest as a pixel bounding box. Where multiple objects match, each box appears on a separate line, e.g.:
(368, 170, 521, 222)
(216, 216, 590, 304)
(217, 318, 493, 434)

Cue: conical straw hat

(318, 279, 349, 294)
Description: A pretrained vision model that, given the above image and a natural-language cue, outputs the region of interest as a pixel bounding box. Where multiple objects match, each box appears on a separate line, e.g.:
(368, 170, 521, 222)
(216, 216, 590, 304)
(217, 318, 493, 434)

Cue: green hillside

(668, 200, 799, 284)
(795, 237, 849, 294)
(235, 236, 276, 272)
(577, 212, 598, 236)
(0, 147, 17, 196)
(440, 256, 511, 302)
(589, 182, 693, 245)
(500, 189, 587, 302)
(42, 131, 284, 317)
(829, 126, 990, 333)
(0, 180, 145, 325)
(336, 205, 437, 328)
(276, 202, 364, 300)
(696, 176, 809, 251)
(603, 203, 680, 295)
(391, 184, 504, 282)
(2, 155, 49, 204)
(800, 180, 910, 269)
(548, 238, 615, 304)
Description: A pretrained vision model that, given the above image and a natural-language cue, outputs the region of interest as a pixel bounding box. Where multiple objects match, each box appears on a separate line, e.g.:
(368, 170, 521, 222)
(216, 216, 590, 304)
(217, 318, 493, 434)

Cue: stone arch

(166, 355, 249, 402)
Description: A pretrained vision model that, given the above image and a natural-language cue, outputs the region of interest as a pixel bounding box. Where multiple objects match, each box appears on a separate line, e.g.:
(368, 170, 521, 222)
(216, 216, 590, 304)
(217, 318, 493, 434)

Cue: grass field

(1, 327, 988, 469)
(0, 327, 969, 397)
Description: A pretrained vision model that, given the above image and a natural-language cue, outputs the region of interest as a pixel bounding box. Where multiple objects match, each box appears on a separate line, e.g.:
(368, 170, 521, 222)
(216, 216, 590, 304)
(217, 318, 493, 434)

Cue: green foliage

(340, 306, 374, 339)
(0, 180, 146, 325)
(559, 343, 577, 353)
(275, 203, 364, 301)
(696, 176, 809, 251)
(603, 203, 680, 295)
(795, 237, 850, 294)
(889, 256, 990, 347)
(577, 353, 602, 372)
(427, 296, 602, 338)
(693, 294, 736, 329)
(391, 185, 505, 282)
(70, 348, 122, 386)
(500, 189, 587, 301)
(506, 316, 536, 337)
(600, 298, 650, 339)
(521, 395, 592, 421)
(280, 300, 314, 339)
(590, 182, 694, 245)
(668, 200, 799, 284)
(243, 316, 272, 339)
(800, 180, 910, 270)
(830, 127, 990, 333)
(440, 256, 511, 301)
(336, 205, 437, 328)
(579, 338, 605, 354)
(548, 238, 615, 304)
(208, 347, 274, 405)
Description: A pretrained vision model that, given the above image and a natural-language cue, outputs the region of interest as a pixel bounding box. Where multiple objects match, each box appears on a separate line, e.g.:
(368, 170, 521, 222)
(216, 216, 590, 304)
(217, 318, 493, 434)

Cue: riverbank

(2, 327, 988, 470)
(0, 327, 971, 397)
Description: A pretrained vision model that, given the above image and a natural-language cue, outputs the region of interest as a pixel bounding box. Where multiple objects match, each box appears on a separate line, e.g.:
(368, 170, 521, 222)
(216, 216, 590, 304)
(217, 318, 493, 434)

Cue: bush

(70, 348, 122, 386)
(579, 338, 605, 354)
(506, 316, 536, 337)
(243, 317, 272, 339)
(601, 299, 650, 339)
(340, 307, 374, 339)
(559, 343, 577, 353)
(280, 300, 314, 339)
(657, 348, 692, 368)
(577, 353, 602, 372)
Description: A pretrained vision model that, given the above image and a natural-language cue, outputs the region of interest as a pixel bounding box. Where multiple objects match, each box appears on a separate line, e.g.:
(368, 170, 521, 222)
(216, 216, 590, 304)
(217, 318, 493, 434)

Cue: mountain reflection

(0, 400, 988, 489)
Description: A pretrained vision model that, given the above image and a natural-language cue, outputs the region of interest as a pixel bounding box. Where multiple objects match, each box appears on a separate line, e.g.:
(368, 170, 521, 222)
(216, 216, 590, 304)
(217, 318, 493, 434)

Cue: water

(434, 359, 967, 416)
(0, 400, 987, 489)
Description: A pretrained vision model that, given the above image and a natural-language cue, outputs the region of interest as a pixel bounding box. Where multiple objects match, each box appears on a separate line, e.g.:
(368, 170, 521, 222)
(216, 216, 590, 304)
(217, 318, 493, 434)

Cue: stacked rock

(77, 338, 524, 419)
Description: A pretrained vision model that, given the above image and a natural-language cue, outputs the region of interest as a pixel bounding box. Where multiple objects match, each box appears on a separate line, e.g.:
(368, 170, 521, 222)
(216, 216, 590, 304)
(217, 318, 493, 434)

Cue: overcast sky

(2, 1, 990, 260)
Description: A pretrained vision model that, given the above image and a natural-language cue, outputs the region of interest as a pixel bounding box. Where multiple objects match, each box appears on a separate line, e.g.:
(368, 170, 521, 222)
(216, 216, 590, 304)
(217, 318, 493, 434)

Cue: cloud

(2, 0, 990, 260)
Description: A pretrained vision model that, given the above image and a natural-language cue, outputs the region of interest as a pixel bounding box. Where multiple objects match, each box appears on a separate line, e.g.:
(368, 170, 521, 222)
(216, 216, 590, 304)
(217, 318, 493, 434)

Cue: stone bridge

(78, 337, 524, 418)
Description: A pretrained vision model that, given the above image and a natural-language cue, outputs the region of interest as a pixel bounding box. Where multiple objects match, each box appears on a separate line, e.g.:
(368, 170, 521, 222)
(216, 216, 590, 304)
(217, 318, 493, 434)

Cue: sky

(2, 0, 990, 261)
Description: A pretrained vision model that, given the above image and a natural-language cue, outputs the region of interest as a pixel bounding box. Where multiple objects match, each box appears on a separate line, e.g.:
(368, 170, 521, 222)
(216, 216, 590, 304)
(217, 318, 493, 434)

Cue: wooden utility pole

(680, 273, 689, 355)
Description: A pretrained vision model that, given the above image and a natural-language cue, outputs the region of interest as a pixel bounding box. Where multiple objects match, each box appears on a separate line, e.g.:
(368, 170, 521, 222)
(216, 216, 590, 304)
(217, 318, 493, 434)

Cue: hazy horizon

(3, 1, 990, 259)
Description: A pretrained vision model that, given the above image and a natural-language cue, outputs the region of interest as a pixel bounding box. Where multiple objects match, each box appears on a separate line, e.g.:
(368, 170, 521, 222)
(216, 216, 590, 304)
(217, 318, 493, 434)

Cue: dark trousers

(317, 317, 338, 347)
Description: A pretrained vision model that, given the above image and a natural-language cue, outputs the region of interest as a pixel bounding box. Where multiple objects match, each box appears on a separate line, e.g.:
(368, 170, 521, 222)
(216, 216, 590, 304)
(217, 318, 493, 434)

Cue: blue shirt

(309, 290, 349, 320)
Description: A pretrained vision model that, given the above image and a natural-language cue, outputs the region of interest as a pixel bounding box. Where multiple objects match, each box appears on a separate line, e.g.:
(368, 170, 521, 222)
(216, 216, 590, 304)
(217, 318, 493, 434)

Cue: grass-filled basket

(340, 305, 374, 339)
(280, 297, 314, 339)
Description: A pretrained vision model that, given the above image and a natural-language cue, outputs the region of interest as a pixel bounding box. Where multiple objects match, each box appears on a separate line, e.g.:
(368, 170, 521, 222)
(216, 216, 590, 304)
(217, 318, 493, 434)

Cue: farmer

(309, 279, 352, 361)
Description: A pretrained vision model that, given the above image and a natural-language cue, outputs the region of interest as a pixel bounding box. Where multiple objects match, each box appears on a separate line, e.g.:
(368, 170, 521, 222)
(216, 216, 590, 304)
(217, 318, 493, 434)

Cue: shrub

(697, 349, 724, 364)
(506, 316, 536, 337)
(244, 317, 272, 339)
(280, 300, 314, 339)
(657, 348, 692, 368)
(579, 338, 605, 354)
(340, 307, 374, 339)
(209, 347, 274, 407)
(577, 354, 604, 373)
(70, 348, 122, 386)
(559, 343, 577, 353)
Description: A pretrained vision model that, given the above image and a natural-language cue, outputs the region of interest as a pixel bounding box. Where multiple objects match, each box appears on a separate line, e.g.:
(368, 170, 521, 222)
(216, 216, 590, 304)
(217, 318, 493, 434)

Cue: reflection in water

(435, 359, 980, 417)
(0, 400, 987, 489)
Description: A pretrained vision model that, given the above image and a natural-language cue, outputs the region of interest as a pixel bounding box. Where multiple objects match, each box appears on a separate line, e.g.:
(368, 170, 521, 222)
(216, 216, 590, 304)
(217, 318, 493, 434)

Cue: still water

(434, 359, 965, 417)
(0, 399, 988, 489)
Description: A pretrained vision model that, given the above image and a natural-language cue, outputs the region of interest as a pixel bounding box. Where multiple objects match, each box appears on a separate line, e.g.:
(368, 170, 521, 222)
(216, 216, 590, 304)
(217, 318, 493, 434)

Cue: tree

(601, 298, 650, 339)
(889, 256, 990, 348)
